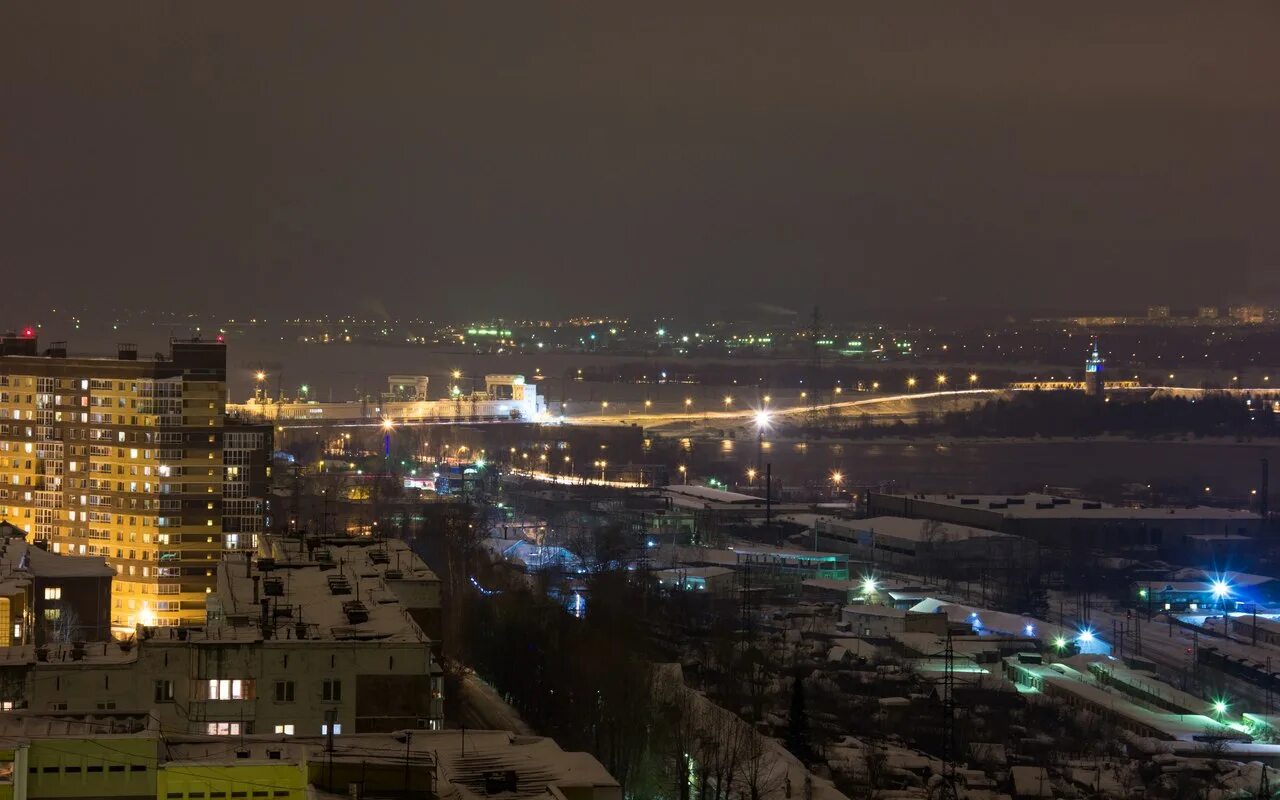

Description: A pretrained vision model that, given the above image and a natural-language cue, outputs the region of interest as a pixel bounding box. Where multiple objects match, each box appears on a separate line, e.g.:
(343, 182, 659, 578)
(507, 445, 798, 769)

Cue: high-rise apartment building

(0, 332, 271, 629)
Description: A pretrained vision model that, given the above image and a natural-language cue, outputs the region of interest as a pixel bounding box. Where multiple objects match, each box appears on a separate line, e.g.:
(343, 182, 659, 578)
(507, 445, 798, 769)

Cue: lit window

(43, 587, 61, 601)
(321, 723, 343, 735)
(205, 722, 240, 736)
(207, 679, 245, 700)
(274, 724, 295, 735)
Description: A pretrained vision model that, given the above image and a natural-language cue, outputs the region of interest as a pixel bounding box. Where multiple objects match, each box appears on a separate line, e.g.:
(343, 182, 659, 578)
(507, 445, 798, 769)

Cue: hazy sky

(3, 3, 1277, 321)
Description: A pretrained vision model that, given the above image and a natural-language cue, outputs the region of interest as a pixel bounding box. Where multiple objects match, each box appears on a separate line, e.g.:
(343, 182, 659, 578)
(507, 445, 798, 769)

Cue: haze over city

(4, 3, 1280, 320)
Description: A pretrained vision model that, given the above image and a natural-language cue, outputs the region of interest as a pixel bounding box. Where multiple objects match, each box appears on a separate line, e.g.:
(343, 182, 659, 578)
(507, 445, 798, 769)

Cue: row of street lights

(594, 374, 982, 415)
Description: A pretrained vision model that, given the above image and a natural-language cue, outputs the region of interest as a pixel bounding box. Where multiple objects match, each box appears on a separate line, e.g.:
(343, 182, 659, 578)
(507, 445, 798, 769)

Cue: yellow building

(157, 742, 308, 800)
(0, 334, 270, 629)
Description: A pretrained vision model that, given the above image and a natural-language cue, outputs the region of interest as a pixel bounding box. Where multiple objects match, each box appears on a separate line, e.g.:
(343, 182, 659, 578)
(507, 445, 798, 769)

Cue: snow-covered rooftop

(207, 535, 438, 644)
(885, 493, 1260, 521)
(824, 516, 1012, 542)
(0, 526, 114, 583)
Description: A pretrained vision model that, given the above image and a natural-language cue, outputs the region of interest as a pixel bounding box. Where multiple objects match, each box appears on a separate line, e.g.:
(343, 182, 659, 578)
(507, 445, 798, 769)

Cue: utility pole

(403, 731, 413, 799)
(325, 708, 336, 790)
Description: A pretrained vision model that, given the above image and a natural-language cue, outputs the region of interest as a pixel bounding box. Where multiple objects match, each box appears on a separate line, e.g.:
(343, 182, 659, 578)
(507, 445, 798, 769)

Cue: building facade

(0, 535, 444, 735)
(0, 333, 271, 629)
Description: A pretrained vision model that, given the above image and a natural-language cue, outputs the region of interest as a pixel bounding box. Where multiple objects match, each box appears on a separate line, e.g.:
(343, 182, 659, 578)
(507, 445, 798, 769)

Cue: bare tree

(736, 730, 787, 800)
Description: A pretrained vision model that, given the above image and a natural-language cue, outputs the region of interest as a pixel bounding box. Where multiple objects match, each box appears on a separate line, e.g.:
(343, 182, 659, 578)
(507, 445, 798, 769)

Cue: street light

(746, 467, 757, 484)
(831, 470, 844, 488)
(753, 410, 771, 480)
(723, 395, 733, 409)
(451, 369, 462, 380)
(600, 400, 609, 417)
(684, 397, 693, 412)
(644, 399, 653, 412)
(936, 374, 947, 388)
(906, 377, 917, 390)
(968, 374, 978, 386)
(678, 465, 688, 484)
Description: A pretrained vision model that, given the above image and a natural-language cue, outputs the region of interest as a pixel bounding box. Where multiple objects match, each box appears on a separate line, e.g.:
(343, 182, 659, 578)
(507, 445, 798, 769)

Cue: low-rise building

(654, 565, 736, 595)
(840, 606, 949, 638)
(1003, 655, 1237, 742)
(0, 534, 444, 736)
(0, 523, 113, 646)
(0, 718, 621, 800)
(868, 492, 1262, 551)
(813, 516, 1037, 574)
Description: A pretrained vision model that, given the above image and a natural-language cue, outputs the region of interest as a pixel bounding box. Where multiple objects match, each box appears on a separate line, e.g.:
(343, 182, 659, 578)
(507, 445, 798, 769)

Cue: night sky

(2, 4, 1277, 321)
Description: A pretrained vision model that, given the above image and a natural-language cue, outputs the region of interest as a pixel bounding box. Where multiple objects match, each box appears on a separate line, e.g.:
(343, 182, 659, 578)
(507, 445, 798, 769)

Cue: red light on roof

(21, 328, 35, 338)
(216, 334, 225, 342)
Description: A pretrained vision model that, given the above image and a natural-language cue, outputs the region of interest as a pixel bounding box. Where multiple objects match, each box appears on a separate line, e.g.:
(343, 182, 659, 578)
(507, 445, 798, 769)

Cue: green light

(1213, 698, 1228, 715)
(1053, 636, 1068, 650)
(1139, 588, 1148, 598)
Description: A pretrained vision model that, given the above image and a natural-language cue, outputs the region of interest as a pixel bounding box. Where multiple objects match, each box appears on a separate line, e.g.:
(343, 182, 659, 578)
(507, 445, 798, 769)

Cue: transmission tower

(938, 631, 959, 800)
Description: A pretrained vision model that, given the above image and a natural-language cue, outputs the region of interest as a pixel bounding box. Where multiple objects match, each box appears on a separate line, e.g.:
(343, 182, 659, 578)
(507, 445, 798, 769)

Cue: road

(565, 388, 1005, 428)
(454, 672, 534, 735)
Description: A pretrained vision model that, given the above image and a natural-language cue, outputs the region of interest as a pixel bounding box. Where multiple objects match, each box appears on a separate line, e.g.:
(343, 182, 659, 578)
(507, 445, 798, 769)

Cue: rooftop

(823, 516, 1012, 542)
(205, 534, 438, 644)
(0, 525, 115, 586)
(883, 492, 1261, 521)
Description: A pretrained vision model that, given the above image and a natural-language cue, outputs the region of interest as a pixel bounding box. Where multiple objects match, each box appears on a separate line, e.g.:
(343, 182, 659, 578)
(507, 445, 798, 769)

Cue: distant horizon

(3, 300, 1276, 332)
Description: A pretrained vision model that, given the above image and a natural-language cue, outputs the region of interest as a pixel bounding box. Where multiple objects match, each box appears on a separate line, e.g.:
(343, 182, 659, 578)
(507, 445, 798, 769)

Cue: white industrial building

(813, 515, 1038, 572)
(868, 492, 1262, 549)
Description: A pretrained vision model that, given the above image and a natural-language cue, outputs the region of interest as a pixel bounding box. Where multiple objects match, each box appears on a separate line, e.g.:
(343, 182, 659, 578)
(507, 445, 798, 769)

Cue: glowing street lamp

(968, 373, 979, 386)
(723, 395, 733, 409)
(861, 576, 878, 596)
(451, 369, 462, 380)
(678, 465, 688, 484)
(684, 397, 693, 411)
(255, 371, 267, 382)
(1076, 628, 1095, 644)
(831, 470, 844, 488)
(936, 374, 947, 388)
(1052, 635, 1069, 651)
(753, 410, 771, 480)
(600, 400, 609, 417)
(1212, 698, 1229, 717)
(762, 394, 771, 404)
(644, 399, 653, 412)
(906, 377, 917, 390)
(746, 467, 757, 484)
